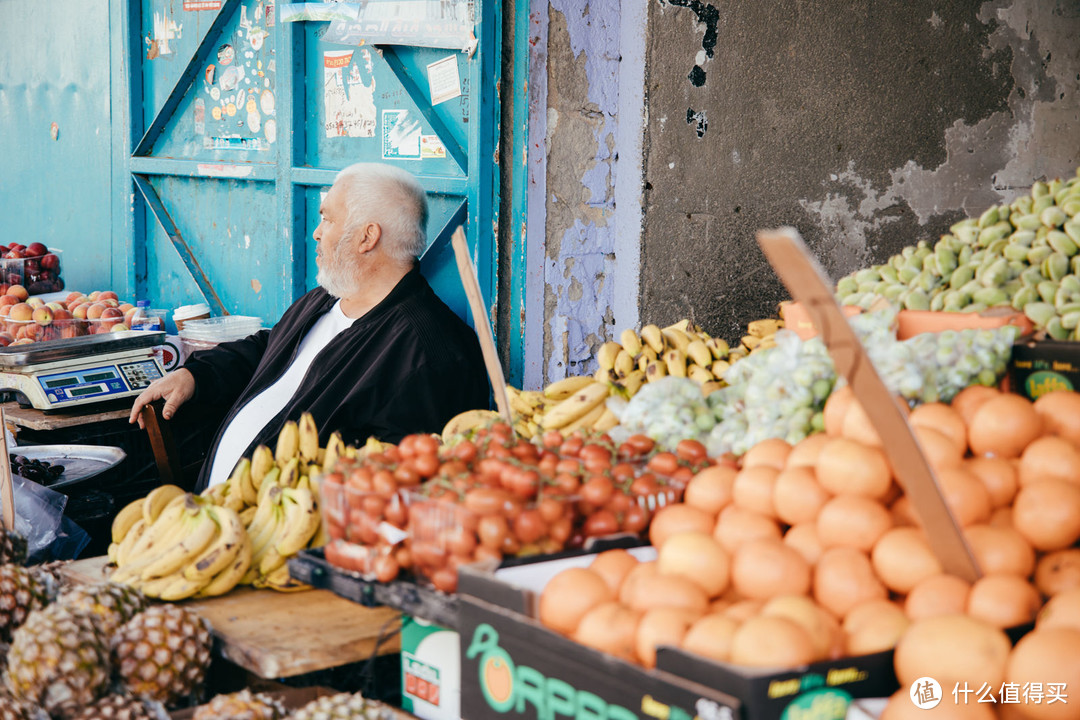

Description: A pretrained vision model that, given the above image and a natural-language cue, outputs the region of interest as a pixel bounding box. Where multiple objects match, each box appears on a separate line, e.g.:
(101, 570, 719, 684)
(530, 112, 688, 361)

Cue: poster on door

(382, 109, 421, 159)
(283, 0, 477, 51)
(323, 50, 377, 139)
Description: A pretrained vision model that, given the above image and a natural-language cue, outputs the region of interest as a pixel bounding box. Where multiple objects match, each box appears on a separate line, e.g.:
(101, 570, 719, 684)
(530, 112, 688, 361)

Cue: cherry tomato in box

(447, 526, 478, 557)
(511, 441, 540, 463)
(560, 436, 584, 458)
(622, 504, 649, 534)
(372, 469, 397, 495)
(438, 459, 470, 478)
(414, 434, 440, 457)
(464, 487, 514, 516)
(611, 462, 636, 482)
(430, 567, 458, 593)
(625, 434, 655, 456)
(362, 494, 387, 518)
(554, 472, 581, 495)
(606, 491, 632, 515)
(583, 509, 620, 537)
(411, 540, 449, 570)
(513, 509, 547, 544)
(477, 515, 510, 551)
(542, 429, 564, 449)
(676, 439, 708, 465)
(346, 467, 373, 494)
(581, 475, 615, 506)
(394, 464, 421, 487)
(384, 494, 409, 528)
(374, 554, 400, 583)
(451, 440, 478, 464)
(327, 520, 345, 540)
(505, 468, 540, 500)
(398, 435, 418, 459)
(413, 453, 440, 479)
(630, 474, 661, 497)
(647, 452, 680, 476)
(537, 497, 566, 524)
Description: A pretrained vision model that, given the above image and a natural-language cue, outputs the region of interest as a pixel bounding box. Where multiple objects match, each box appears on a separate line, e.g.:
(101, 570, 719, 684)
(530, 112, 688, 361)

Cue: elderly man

(130, 163, 490, 491)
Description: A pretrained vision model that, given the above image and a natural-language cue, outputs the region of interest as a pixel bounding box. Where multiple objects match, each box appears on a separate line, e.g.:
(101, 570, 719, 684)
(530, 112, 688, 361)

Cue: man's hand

(129, 369, 196, 428)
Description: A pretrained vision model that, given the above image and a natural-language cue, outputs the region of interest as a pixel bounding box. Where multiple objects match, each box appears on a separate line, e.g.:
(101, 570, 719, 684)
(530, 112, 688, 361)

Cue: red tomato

(430, 567, 459, 593)
(327, 521, 345, 540)
(398, 435, 418, 459)
(671, 466, 694, 483)
(464, 487, 514, 516)
(500, 534, 522, 556)
(451, 440, 478, 464)
(675, 439, 708, 465)
(414, 434, 440, 457)
(555, 457, 583, 475)
(372, 469, 397, 496)
(411, 541, 448, 569)
(505, 469, 540, 500)
(559, 436, 584, 458)
(478, 515, 510, 550)
(384, 496, 408, 528)
(537, 452, 559, 477)
(629, 474, 660, 497)
(393, 545, 413, 569)
(374, 554, 400, 583)
(447, 526, 478, 557)
(513, 509, 547, 544)
(581, 475, 615, 506)
(537, 497, 566, 524)
(486, 442, 512, 460)
(554, 473, 581, 495)
(580, 444, 613, 473)
(542, 430, 564, 449)
(622, 504, 649, 534)
(393, 464, 421, 487)
(511, 441, 540, 463)
(412, 453, 440, 479)
(438, 459, 469, 478)
(346, 467, 373, 493)
(606, 491, 632, 514)
(583, 509, 620, 537)
(362, 494, 387, 518)
(611, 462, 637, 482)
(626, 434, 656, 456)
(647, 452, 680, 476)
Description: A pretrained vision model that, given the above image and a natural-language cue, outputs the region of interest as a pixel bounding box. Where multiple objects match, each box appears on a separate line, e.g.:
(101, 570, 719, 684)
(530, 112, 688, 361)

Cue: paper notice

(323, 50, 376, 138)
(382, 109, 421, 159)
(426, 55, 461, 106)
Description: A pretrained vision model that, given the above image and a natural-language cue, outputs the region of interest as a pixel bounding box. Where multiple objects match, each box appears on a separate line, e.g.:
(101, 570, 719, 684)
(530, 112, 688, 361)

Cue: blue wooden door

(116, 0, 501, 329)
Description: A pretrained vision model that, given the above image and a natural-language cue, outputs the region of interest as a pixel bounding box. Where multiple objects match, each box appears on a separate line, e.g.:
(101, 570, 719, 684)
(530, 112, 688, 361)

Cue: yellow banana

(123, 502, 189, 567)
(664, 319, 692, 334)
(748, 319, 781, 338)
(596, 341, 623, 371)
(661, 327, 692, 354)
(298, 412, 320, 463)
(711, 360, 731, 378)
(701, 381, 724, 396)
(686, 339, 713, 368)
(111, 498, 146, 544)
(275, 488, 321, 557)
(705, 337, 730, 360)
(614, 369, 646, 398)
(279, 456, 300, 489)
(248, 487, 284, 557)
(230, 459, 257, 507)
(594, 367, 618, 383)
(688, 364, 714, 385)
(257, 466, 282, 504)
(108, 543, 119, 564)
(619, 328, 643, 357)
(507, 386, 532, 416)
(322, 432, 345, 474)
(664, 349, 688, 378)
(543, 376, 595, 401)
(250, 444, 275, 488)
(640, 324, 665, 354)
(201, 483, 227, 506)
(184, 505, 246, 584)
(742, 335, 762, 351)
(645, 360, 667, 382)
(540, 382, 610, 430)
(142, 484, 185, 526)
(222, 482, 246, 513)
(258, 564, 311, 592)
(136, 574, 177, 598)
(308, 512, 330, 549)
(114, 518, 146, 567)
(239, 506, 257, 525)
(520, 390, 546, 409)
(613, 350, 635, 379)
(157, 574, 208, 602)
(592, 408, 620, 433)
(562, 402, 608, 434)
(196, 537, 252, 598)
(140, 506, 219, 581)
(275, 420, 300, 466)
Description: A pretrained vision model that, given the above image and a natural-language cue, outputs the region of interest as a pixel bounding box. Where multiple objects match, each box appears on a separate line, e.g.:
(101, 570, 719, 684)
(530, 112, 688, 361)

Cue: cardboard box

(401, 615, 461, 720)
(1009, 339, 1080, 399)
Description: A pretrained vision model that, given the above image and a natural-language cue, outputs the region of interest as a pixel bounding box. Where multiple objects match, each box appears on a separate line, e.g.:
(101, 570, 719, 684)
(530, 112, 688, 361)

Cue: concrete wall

(641, 0, 1080, 342)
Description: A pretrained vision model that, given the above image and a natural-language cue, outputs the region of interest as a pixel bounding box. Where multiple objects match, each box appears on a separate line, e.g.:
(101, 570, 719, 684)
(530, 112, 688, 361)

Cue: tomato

(476, 457, 505, 483)
(647, 452, 680, 476)
(398, 435, 418, 459)
(554, 472, 581, 495)
(478, 515, 510, 551)
(413, 434, 440, 457)
(346, 467, 373, 494)
(464, 487, 514, 516)
(393, 545, 413, 569)
(580, 444, 613, 473)
(411, 541, 449, 569)
(384, 496, 409, 528)
(555, 457, 583, 475)
(486, 442, 512, 460)
(537, 452, 559, 477)
(372, 469, 397, 496)
(438, 459, 470, 478)
(626, 434, 656, 456)
(430, 567, 459, 593)
(451, 440, 478, 464)
(609, 462, 635, 482)
(374, 554, 400, 583)
(393, 464, 421, 487)
(327, 521, 345, 540)
(490, 421, 514, 440)
(671, 466, 694, 483)
(537, 497, 566, 524)
(583, 509, 620, 537)
(581, 475, 615, 507)
(513, 509, 547, 544)
(347, 510, 380, 545)
(622, 504, 649, 534)
(559, 436, 584, 458)
(500, 534, 522, 556)
(606, 491, 632, 514)
(362, 494, 387, 518)
(511, 441, 540, 463)
(675, 439, 708, 465)
(446, 526, 478, 557)
(411, 453, 441, 479)
(542, 429, 564, 449)
(630, 474, 660, 497)
(505, 469, 541, 500)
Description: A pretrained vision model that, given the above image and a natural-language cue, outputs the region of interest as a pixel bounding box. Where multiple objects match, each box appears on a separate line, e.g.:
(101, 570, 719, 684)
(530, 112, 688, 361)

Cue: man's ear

(356, 222, 382, 253)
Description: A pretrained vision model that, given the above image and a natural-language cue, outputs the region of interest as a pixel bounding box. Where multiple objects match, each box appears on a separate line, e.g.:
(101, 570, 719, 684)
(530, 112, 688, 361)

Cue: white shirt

(206, 300, 355, 488)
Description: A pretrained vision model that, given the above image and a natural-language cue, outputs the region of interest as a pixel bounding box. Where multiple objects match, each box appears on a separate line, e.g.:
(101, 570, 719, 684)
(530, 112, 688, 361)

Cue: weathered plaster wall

(642, 0, 1080, 343)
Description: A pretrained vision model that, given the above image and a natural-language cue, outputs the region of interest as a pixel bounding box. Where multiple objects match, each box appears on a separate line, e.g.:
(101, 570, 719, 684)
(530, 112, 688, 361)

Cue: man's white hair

(335, 163, 429, 263)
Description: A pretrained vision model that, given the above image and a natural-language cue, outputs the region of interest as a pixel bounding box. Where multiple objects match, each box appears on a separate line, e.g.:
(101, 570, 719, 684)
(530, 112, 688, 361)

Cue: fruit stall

(3, 167, 1080, 720)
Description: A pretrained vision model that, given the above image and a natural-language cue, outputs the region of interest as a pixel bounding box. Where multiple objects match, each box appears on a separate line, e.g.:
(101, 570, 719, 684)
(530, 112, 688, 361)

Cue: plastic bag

(11, 474, 67, 563)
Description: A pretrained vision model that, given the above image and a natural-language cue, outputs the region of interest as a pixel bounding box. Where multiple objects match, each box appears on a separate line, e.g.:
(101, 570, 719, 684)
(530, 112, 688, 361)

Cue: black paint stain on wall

(686, 108, 707, 137)
(663, 0, 719, 86)
(688, 64, 706, 86)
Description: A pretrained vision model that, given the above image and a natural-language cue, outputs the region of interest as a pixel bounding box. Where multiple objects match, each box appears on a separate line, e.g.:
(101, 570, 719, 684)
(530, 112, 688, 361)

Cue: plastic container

(319, 467, 414, 580)
(178, 315, 262, 354)
(2, 317, 85, 345)
(0, 248, 64, 296)
(172, 303, 211, 331)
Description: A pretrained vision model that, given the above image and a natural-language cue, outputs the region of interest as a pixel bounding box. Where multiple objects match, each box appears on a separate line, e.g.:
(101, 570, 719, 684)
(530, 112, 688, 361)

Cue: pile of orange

(538, 387, 1080, 718)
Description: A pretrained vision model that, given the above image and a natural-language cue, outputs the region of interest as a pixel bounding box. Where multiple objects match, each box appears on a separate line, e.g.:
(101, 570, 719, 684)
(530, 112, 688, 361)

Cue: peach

(10, 339, 34, 346)
(66, 295, 88, 309)
(40, 325, 61, 342)
(0, 333, 12, 347)
(26, 297, 44, 309)
(65, 292, 84, 306)
(100, 307, 123, 320)
(123, 308, 137, 326)
(9, 303, 33, 322)
(99, 290, 119, 302)
(88, 291, 101, 301)
(52, 308, 72, 321)
(45, 302, 64, 312)
(31, 307, 52, 326)
(60, 324, 80, 339)
(0, 296, 17, 307)
(0, 306, 11, 319)
(118, 303, 134, 314)
(85, 303, 107, 320)
(109, 323, 130, 333)
(71, 304, 89, 320)
(7, 285, 28, 301)
(100, 298, 119, 309)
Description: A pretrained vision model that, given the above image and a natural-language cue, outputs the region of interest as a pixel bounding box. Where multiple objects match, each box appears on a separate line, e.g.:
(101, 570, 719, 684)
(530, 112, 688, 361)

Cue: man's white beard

(316, 241, 361, 298)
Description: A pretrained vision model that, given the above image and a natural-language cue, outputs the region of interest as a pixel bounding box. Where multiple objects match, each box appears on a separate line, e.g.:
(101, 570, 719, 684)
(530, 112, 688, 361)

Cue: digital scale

(0, 331, 166, 411)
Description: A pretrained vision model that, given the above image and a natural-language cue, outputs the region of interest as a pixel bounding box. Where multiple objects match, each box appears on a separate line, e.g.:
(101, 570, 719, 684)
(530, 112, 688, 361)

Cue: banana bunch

(506, 378, 621, 438)
(598, 319, 732, 395)
(739, 318, 785, 355)
(108, 489, 252, 601)
(240, 483, 322, 592)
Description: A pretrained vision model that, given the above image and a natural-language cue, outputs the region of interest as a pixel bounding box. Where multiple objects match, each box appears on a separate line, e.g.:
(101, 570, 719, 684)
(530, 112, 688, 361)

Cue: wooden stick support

(450, 227, 513, 425)
(757, 227, 981, 582)
(0, 407, 12, 530)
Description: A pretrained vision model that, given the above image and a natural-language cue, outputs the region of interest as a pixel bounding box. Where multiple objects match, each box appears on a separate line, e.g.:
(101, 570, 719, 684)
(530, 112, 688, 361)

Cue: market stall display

(0, 244, 64, 296)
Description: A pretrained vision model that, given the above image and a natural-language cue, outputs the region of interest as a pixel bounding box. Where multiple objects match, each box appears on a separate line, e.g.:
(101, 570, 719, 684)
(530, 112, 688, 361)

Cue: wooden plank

(64, 556, 402, 679)
(2, 402, 131, 432)
(0, 406, 13, 529)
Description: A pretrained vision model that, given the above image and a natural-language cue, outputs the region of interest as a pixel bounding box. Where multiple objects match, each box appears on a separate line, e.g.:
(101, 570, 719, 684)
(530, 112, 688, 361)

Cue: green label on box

(1025, 370, 1074, 398)
(780, 688, 852, 720)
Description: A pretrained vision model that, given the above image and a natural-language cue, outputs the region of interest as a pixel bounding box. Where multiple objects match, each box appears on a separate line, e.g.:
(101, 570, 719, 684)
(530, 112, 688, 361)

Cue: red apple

(40, 254, 60, 271)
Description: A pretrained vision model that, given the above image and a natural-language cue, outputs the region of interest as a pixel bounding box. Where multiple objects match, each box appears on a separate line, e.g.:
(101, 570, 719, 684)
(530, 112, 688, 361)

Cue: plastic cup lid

(174, 303, 212, 320)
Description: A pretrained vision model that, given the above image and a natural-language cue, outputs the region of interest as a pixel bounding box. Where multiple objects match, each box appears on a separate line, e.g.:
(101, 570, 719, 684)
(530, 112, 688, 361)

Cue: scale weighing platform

(0, 331, 166, 411)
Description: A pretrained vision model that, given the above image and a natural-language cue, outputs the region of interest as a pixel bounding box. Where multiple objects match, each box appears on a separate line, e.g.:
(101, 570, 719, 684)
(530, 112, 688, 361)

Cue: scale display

(36, 360, 162, 405)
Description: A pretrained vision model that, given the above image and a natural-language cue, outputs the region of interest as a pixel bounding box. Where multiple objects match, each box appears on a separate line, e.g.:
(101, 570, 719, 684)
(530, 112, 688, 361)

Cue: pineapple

(57, 582, 148, 638)
(68, 694, 167, 720)
(4, 604, 112, 718)
(0, 691, 49, 720)
(0, 564, 54, 643)
(0, 525, 28, 566)
(289, 692, 395, 720)
(193, 689, 287, 720)
(111, 604, 212, 706)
